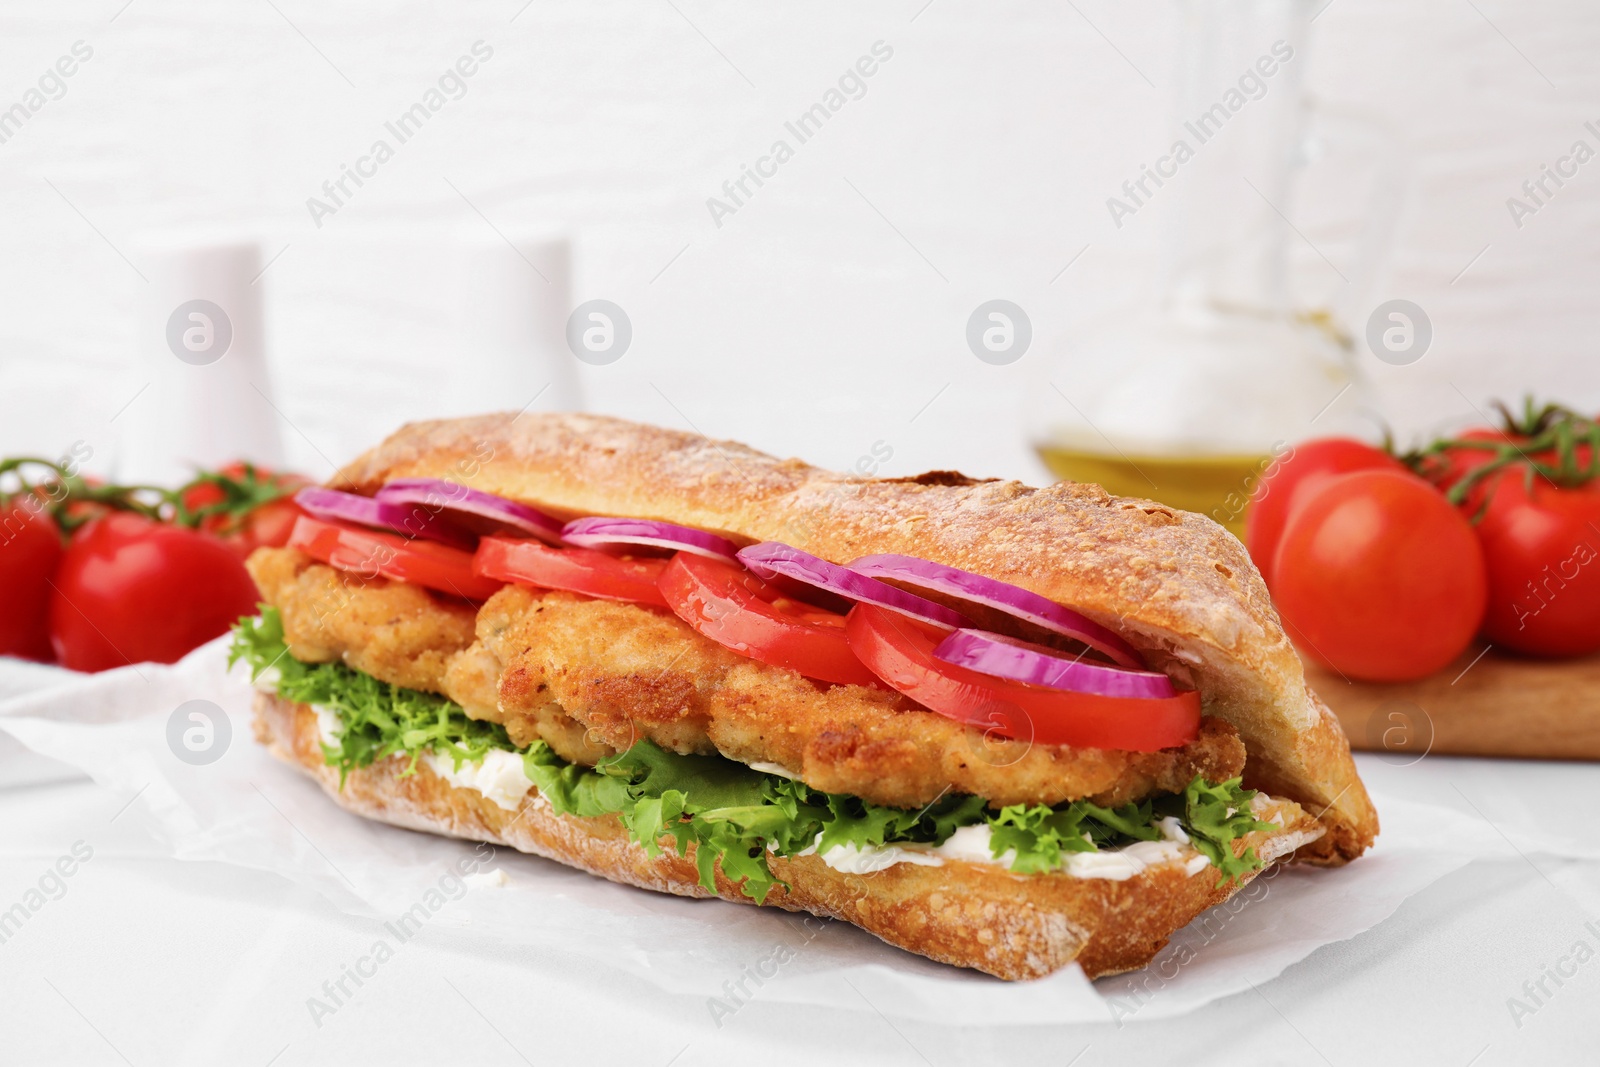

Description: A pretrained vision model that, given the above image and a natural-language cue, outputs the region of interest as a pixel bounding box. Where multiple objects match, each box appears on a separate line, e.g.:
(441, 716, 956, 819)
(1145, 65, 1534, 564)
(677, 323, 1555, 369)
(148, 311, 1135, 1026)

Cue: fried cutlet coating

(483, 587, 1245, 810)
(252, 551, 1245, 810)
(246, 547, 477, 694)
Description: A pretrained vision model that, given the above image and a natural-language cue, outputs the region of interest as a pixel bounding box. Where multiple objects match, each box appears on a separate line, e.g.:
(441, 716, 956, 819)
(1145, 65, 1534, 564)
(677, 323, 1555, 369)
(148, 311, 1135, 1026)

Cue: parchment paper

(0, 639, 1573, 1025)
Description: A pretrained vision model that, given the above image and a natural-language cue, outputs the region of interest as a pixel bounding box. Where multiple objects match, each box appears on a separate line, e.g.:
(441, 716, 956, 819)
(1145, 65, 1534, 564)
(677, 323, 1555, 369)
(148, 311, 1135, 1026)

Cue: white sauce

(804, 813, 1218, 881)
(929, 824, 1017, 867)
(311, 705, 343, 748)
(1060, 839, 1189, 881)
(797, 838, 944, 874)
(423, 750, 534, 812)
(747, 761, 800, 780)
(308, 706, 533, 816)
(1064, 816, 1193, 881)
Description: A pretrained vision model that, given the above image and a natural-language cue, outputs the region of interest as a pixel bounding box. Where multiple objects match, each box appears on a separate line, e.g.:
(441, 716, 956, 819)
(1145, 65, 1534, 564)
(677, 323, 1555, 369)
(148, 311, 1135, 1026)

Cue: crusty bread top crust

(331, 412, 1377, 860)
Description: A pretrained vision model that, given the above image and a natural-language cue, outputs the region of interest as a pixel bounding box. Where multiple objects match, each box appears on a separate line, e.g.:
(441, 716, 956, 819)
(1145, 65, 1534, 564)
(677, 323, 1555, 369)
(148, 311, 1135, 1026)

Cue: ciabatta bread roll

(238, 411, 1376, 981)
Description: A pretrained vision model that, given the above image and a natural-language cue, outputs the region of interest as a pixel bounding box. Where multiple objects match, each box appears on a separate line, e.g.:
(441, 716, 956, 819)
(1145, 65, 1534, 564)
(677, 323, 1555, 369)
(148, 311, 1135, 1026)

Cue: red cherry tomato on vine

(1244, 438, 1405, 587)
(207, 496, 306, 558)
(1428, 427, 1522, 494)
(180, 463, 311, 558)
(1271, 470, 1487, 682)
(0, 500, 64, 661)
(1473, 470, 1600, 658)
(48, 513, 260, 672)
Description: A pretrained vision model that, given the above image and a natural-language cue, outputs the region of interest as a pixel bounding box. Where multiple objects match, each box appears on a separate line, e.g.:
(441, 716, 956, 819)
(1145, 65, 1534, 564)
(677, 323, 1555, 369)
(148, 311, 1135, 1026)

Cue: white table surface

(2, 718, 1598, 1066)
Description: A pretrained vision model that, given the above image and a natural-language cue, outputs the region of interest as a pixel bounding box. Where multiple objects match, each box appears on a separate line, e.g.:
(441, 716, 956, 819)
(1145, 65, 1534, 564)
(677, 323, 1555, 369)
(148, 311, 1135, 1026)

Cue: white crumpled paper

(0, 638, 1552, 1024)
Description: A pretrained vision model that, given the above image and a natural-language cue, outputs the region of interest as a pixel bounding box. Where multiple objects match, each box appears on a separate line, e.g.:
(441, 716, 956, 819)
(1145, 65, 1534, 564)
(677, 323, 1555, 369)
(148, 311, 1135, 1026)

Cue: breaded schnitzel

(248, 547, 1244, 809)
(246, 545, 476, 692)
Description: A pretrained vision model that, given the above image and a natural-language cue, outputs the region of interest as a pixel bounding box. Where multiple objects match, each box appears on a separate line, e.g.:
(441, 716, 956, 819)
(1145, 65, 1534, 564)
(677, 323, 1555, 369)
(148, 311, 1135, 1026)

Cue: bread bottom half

(254, 691, 1325, 981)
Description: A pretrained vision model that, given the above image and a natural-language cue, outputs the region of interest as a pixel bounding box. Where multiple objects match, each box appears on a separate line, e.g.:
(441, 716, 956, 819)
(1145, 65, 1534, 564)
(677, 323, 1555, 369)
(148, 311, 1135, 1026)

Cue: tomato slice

(475, 537, 670, 608)
(288, 515, 502, 601)
(845, 605, 1200, 751)
(658, 553, 882, 687)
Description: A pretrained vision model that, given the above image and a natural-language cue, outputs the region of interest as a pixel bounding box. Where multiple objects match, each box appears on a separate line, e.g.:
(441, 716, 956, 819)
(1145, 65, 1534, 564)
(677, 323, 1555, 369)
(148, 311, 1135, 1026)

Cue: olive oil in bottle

(1034, 445, 1275, 538)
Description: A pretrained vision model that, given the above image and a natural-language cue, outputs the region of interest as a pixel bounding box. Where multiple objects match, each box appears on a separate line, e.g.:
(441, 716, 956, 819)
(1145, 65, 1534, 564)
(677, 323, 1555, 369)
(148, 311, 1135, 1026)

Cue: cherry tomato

(0, 500, 64, 661)
(1427, 427, 1522, 494)
(476, 538, 669, 608)
(181, 463, 310, 558)
(289, 515, 501, 601)
(49, 513, 260, 672)
(1245, 438, 1405, 588)
(31, 476, 111, 529)
(1473, 470, 1600, 658)
(844, 604, 1201, 751)
(1272, 470, 1487, 682)
(1431, 428, 1595, 511)
(225, 497, 306, 554)
(658, 553, 880, 687)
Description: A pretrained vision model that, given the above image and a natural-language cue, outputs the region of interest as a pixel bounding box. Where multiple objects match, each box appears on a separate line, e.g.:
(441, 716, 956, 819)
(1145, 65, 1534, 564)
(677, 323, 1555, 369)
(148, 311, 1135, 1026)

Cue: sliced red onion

(848, 553, 1144, 669)
(294, 487, 476, 550)
(374, 478, 564, 544)
(934, 628, 1176, 699)
(561, 517, 740, 561)
(736, 542, 968, 629)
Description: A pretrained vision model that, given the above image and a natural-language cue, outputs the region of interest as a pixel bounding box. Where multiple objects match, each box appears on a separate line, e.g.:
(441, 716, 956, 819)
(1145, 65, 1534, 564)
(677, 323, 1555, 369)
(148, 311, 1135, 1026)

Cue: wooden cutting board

(1306, 644, 1600, 761)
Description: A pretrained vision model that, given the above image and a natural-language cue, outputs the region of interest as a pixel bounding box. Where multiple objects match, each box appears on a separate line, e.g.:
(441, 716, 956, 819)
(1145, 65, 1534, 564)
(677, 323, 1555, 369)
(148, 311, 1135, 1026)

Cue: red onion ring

(293, 487, 476, 550)
(848, 553, 1144, 668)
(561, 517, 740, 561)
(374, 478, 564, 544)
(932, 628, 1176, 699)
(735, 542, 968, 629)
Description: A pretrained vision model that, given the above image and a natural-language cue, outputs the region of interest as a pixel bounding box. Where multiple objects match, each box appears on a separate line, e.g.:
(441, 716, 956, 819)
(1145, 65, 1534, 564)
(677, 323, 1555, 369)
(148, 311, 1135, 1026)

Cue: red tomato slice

(658, 553, 882, 687)
(289, 515, 502, 601)
(845, 604, 1200, 751)
(475, 537, 669, 608)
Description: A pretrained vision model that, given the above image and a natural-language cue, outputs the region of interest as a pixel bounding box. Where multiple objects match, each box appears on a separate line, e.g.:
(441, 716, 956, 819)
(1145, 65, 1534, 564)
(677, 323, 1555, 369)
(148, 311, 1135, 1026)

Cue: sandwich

(231, 412, 1377, 981)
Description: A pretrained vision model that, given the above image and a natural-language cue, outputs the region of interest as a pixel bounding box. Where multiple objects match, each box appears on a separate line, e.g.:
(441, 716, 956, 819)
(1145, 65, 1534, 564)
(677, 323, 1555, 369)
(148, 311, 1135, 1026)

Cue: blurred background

(1, 0, 1596, 495)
